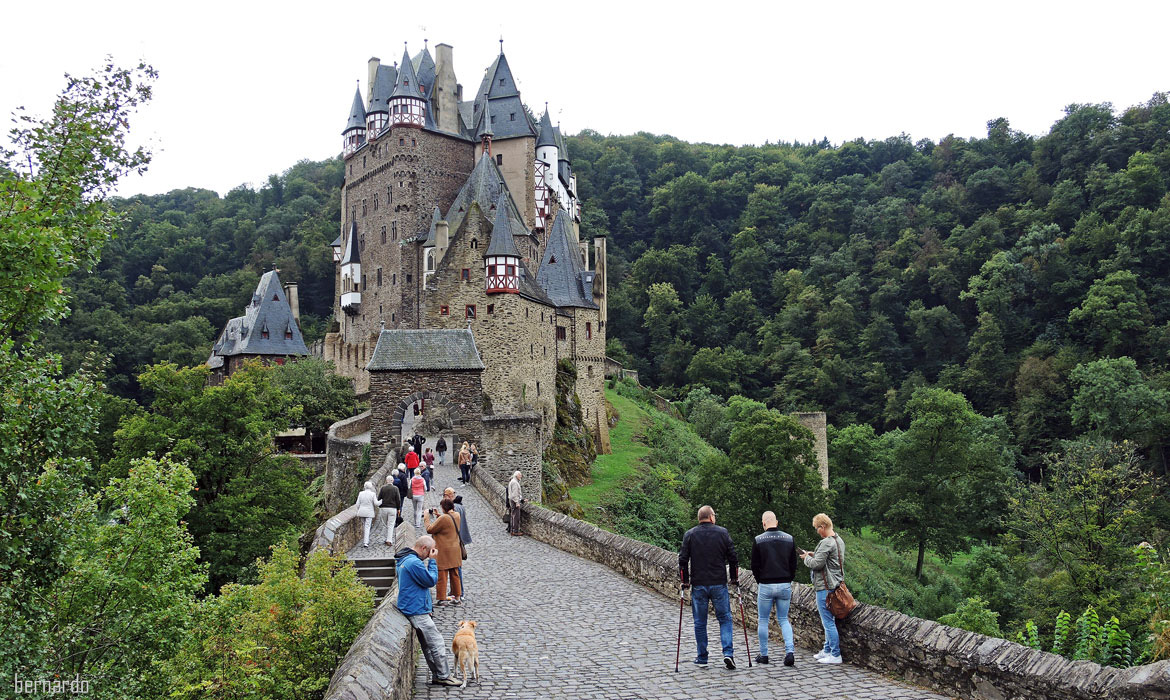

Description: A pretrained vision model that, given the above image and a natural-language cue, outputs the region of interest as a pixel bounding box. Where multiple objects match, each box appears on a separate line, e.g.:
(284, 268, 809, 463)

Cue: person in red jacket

(404, 447, 420, 475)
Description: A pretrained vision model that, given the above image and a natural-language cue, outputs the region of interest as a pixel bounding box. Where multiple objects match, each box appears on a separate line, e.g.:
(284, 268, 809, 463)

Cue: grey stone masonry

(323, 411, 372, 515)
(481, 412, 542, 504)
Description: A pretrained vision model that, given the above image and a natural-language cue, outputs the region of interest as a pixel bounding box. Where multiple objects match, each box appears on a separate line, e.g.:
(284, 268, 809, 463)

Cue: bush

(939, 597, 1002, 637)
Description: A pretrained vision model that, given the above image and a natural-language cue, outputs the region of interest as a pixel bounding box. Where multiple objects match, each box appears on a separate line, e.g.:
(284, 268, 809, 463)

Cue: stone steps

(352, 557, 396, 604)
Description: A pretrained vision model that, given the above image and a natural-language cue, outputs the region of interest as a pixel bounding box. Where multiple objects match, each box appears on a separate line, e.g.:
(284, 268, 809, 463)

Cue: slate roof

(344, 86, 366, 133)
(368, 63, 396, 114)
(413, 48, 436, 98)
(206, 270, 309, 364)
(366, 329, 485, 371)
(443, 153, 525, 237)
(537, 110, 557, 148)
(468, 53, 536, 140)
(486, 192, 521, 257)
(341, 220, 360, 265)
(422, 206, 442, 246)
(391, 47, 423, 99)
(536, 210, 597, 309)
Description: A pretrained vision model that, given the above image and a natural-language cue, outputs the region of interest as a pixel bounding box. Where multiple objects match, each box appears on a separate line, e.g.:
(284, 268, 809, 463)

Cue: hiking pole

(675, 574, 685, 672)
(735, 586, 753, 667)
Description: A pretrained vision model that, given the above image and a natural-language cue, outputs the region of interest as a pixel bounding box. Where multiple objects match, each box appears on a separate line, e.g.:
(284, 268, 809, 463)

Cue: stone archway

(368, 373, 483, 468)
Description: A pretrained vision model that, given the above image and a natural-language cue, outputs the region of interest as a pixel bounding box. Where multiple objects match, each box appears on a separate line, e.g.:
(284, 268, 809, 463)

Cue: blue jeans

(757, 582, 794, 656)
(691, 584, 734, 662)
(816, 589, 841, 656)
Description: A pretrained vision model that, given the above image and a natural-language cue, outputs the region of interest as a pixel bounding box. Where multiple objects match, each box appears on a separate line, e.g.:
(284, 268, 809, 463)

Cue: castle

(322, 42, 609, 456)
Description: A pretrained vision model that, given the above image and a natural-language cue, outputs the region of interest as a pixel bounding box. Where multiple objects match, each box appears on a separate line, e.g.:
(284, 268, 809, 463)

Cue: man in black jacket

(679, 505, 739, 669)
(377, 474, 402, 547)
(750, 510, 798, 666)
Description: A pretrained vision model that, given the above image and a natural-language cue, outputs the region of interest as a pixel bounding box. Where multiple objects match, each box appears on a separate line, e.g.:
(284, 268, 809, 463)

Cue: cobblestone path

(355, 467, 950, 699)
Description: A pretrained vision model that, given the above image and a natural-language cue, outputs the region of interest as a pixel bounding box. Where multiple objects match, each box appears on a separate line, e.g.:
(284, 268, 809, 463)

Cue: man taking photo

(396, 534, 460, 687)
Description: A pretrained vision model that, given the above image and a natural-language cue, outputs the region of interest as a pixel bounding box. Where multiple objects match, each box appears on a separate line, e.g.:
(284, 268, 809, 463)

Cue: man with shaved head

(396, 534, 459, 687)
(679, 505, 739, 669)
(750, 510, 798, 666)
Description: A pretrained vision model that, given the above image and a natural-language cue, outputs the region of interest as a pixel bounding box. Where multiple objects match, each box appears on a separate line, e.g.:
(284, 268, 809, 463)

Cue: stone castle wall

(481, 413, 543, 504)
(468, 468, 1169, 700)
(368, 369, 483, 467)
(323, 410, 372, 515)
(793, 411, 829, 488)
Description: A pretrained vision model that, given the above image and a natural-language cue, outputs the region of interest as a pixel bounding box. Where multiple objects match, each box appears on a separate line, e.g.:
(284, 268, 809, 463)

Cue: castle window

(544, 346, 547, 357)
(351, 206, 356, 220)
(381, 226, 387, 243)
(273, 294, 279, 301)
(466, 305, 476, 319)
(530, 343, 533, 357)
(506, 264, 515, 276)
(461, 268, 470, 281)
(549, 256, 556, 264)
(391, 222, 397, 239)
(536, 381, 541, 396)
(406, 274, 412, 284)
(399, 137, 405, 146)
(510, 113, 515, 121)
(392, 313, 396, 322)
(360, 235, 365, 250)
(499, 78, 505, 86)
(470, 238, 479, 249)
(362, 199, 367, 216)
(496, 154, 503, 166)
(377, 268, 383, 286)
(261, 328, 269, 339)
(362, 274, 367, 290)
(440, 305, 449, 315)
(556, 326, 566, 341)
(586, 322, 592, 340)
(393, 273, 396, 285)
(487, 304, 494, 315)
(285, 329, 293, 340)
(374, 196, 379, 211)
(363, 156, 366, 168)
(412, 138, 417, 146)
(490, 115, 496, 124)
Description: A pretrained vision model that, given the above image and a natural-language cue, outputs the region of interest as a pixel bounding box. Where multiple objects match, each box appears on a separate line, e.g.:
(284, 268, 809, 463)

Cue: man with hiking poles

(678, 505, 741, 669)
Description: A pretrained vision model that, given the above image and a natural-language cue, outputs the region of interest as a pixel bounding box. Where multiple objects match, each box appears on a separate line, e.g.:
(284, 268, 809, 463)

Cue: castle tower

(389, 47, 426, 128)
(342, 86, 366, 156)
(485, 192, 521, 294)
(340, 221, 361, 314)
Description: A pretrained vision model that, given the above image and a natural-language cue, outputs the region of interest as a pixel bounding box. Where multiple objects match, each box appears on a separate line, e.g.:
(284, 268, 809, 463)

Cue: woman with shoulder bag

(800, 513, 853, 664)
(424, 498, 463, 605)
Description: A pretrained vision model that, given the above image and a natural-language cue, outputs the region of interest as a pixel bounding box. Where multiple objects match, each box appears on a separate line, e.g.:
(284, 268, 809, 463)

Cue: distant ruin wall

(323, 411, 372, 515)
(792, 411, 829, 488)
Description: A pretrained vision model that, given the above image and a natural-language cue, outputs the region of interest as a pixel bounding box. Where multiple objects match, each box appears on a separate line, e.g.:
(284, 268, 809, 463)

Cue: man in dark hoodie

(396, 535, 460, 687)
(750, 510, 798, 666)
(679, 505, 739, 669)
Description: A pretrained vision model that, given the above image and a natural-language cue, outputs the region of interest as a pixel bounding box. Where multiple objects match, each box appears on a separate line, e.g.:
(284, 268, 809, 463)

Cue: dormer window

(499, 78, 505, 86)
(285, 328, 293, 340)
(549, 256, 557, 264)
(261, 327, 270, 339)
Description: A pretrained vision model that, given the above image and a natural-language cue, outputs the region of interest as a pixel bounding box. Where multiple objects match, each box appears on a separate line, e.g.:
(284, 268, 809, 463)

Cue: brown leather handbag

(820, 536, 857, 619)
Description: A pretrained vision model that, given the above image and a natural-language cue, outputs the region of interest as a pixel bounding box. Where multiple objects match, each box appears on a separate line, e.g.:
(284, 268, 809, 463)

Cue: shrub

(939, 597, 1002, 637)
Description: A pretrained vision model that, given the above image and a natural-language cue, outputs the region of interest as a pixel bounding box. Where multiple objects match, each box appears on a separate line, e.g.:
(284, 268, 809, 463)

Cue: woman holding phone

(800, 513, 845, 664)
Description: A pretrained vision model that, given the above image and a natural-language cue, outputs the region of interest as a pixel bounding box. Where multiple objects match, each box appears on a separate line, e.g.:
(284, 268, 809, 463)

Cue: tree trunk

(916, 538, 926, 580)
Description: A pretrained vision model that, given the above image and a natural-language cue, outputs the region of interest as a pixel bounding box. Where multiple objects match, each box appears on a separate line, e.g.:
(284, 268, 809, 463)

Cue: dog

(450, 619, 479, 688)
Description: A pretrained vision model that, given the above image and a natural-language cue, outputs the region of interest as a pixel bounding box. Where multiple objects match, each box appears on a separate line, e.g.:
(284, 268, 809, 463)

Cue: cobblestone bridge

(349, 466, 950, 700)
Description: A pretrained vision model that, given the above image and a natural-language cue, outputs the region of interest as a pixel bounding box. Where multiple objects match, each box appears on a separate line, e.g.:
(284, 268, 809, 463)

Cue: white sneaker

(814, 650, 828, 660)
(818, 654, 842, 664)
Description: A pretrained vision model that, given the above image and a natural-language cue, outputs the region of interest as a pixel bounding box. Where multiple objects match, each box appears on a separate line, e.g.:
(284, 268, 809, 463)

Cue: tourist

(470, 442, 480, 471)
(424, 498, 463, 605)
(750, 510, 798, 666)
(458, 443, 471, 484)
(378, 474, 401, 547)
(354, 480, 381, 549)
(410, 468, 427, 528)
(436, 436, 447, 465)
(800, 512, 845, 664)
(679, 505, 739, 669)
(404, 446, 420, 476)
(394, 464, 409, 502)
(507, 471, 524, 536)
(394, 534, 460, 687)
(444, 487, 472, 593)
(410, 432, 425, 458)
(423, 448, 436, 491)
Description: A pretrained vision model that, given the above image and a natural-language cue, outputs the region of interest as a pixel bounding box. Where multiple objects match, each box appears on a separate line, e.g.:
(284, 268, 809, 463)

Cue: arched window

(470, 238, 478, 249)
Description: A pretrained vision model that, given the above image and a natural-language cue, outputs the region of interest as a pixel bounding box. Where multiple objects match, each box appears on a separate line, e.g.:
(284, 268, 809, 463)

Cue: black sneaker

(755, 654, 769, 665)
(724, 656, 736, 670)
(784, 652, 795, 667)
(431, 677, 461, 687)
(693, 658, 708, 668)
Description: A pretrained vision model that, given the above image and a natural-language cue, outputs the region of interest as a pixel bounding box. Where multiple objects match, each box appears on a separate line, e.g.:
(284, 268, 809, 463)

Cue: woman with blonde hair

(353, 480, 381, 548)
(800, 513, 845, 664)
(457, 442, 472, 484)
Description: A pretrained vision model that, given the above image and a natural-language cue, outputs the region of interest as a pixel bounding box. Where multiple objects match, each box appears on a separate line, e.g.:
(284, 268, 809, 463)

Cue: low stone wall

(482, 412, 543, 504)
(292, 453, 328, 477)
(323, 582, 416, 700)
(310, 457, 397, 556)
(468, 469, 1169, 700)
(324, 411, 372, 515)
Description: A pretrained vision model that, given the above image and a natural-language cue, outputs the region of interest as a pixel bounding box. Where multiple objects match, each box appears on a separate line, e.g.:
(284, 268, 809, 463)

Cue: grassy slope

(568, 389, 651, 515)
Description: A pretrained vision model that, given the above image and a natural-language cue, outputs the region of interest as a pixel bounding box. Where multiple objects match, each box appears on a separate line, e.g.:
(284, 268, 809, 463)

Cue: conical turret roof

(343, 86, 366, 133)
(477, 108, 494, 138)
(341, 221, 361, 266)
(486, 192, 521, 257)
(537, 210, 596, 309)
(413, 47, 436, 97)
(537, 109, 557, 148)
(391, 47, 423, 99)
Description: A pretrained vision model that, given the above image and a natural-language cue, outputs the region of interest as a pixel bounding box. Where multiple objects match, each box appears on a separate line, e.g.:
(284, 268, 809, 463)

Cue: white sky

(3, 0, 1167, 197)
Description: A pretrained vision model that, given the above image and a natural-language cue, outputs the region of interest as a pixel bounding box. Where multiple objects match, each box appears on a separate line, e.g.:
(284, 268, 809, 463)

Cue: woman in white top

(354, 480, 381, 548)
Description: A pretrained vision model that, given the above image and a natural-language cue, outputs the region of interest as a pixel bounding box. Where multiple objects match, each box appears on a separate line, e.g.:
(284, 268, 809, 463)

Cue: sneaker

(784, 652, 795, 667)
(450, 599, 462, 606)
(755, 654, 769, 665)
(814, 650, 829, 660)
(693, 658, 708, 668)
(431, 677, 461, 686)
(818, 654, 842, 664)
(723, 656, 736, 670)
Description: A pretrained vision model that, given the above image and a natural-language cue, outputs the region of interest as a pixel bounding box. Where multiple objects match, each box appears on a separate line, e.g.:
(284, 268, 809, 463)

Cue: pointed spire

(477, 102, 494, 139)
(487, 192, 521, 257)
(537, 108, 557, 148)
(392, 46, 422, 98)
(341, 221, 361, 266)
(344, 84, 366, 133)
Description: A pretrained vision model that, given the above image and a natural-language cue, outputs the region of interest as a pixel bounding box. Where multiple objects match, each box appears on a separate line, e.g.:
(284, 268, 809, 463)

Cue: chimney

(284, 283, 301, 328)
(592, 236, 607, 325)
(434, 44, 459, 133)
(436, 220, 449, 249)
(367, 57, 380, 104)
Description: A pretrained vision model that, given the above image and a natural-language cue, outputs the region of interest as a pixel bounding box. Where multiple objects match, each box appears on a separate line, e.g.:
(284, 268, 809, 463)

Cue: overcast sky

(3, 0, 1167, 197)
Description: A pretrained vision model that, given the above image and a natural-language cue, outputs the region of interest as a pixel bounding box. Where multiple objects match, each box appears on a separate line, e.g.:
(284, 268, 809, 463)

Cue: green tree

(939, 597, 1002, 637)
(272, 357, 358, 448)
(828, 424, 898, 526)
(693, 403, 828, 558)
(875, 388, 1013, 578)
(1068, 270, 1151, 358)
(109, 362, 312, 591)
(1069, 357, 1170, 452)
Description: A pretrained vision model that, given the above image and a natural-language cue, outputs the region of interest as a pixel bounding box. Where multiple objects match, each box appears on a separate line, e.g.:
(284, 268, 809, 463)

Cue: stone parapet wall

(324, 411, 373, 515)
(323, 585, 416, 700)
(468, 468, 1169, 700)
(293, 453, 328, 477)
(312, 456, 397, 555)
(481, 413, 543, 504)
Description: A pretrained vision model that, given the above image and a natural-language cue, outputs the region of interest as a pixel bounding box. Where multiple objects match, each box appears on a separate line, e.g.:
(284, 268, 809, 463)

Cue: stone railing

(324, 411, 372, 515)
(469, 468, 1169, 700)
(310, 456, 396, 556)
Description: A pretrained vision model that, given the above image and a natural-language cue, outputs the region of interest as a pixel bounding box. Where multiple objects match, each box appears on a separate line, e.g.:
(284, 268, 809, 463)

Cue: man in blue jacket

(396, 535, 460, 687)
(679, 505, 739, 669)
